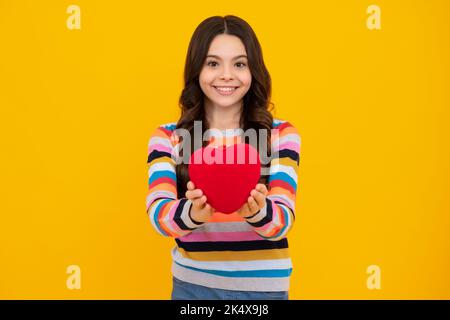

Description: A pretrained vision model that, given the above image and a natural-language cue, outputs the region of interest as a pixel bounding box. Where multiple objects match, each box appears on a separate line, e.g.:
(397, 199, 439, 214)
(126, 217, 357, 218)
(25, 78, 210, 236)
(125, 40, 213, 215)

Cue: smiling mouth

(213, 86, 239, 95)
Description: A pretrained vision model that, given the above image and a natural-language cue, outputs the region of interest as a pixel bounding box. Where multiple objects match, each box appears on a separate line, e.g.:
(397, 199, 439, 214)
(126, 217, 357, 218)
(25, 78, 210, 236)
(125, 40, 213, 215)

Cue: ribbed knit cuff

(244, 199, 271, 227)
(186, 200, 205, 226)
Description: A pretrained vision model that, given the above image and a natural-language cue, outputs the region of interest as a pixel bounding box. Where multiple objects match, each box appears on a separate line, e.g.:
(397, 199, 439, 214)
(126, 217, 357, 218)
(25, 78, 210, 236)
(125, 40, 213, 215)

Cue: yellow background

(0, 0, 449, 299)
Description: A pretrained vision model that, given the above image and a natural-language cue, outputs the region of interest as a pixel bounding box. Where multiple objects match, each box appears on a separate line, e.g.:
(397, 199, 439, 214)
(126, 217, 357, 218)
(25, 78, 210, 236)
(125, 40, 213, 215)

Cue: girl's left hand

(237, 183, 268, 218)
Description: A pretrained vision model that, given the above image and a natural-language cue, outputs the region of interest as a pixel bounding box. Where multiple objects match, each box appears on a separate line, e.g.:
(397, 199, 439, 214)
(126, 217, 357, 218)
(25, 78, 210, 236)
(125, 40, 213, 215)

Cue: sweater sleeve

(244, 121, 301, 241)
(146, 125, 204, 238)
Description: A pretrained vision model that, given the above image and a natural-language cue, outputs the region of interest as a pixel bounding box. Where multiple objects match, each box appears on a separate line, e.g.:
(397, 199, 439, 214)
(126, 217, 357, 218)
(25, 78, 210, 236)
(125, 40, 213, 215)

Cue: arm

(244, 121, 301, 241)
(146, 125, 204, 238)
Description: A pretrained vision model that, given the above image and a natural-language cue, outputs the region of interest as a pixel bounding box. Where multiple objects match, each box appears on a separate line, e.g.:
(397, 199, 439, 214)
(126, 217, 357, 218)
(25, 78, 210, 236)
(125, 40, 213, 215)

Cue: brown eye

(207, 61, 218, 67)
(236, 62, 247, 68)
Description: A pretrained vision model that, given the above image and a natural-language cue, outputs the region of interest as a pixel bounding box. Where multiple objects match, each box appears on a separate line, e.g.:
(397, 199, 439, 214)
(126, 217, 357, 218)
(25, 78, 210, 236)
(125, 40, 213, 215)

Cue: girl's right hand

(185, 181, 215, 223)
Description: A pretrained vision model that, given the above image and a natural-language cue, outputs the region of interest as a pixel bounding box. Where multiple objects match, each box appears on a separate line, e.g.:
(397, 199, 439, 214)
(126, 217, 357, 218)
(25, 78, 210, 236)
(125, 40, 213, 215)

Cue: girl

(146, 15, 301, 300)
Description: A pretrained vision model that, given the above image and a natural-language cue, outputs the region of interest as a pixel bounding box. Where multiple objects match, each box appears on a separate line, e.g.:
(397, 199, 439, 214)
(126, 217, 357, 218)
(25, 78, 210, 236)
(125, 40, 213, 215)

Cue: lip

(212, 86, 239, 96)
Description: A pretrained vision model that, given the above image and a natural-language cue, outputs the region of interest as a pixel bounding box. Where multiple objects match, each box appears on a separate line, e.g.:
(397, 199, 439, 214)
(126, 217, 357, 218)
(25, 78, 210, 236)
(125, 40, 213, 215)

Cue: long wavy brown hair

(175, 15, 274, 198)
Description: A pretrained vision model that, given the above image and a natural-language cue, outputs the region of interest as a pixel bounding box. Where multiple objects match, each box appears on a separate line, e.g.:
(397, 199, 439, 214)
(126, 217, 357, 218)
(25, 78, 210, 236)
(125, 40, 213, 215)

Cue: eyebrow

(206, 54, 248, 60)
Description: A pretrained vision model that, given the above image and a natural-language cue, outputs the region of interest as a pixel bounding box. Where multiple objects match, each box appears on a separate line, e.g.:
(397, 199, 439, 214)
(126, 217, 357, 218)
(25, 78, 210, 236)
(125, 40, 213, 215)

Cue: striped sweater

(146, 119, 301, 292)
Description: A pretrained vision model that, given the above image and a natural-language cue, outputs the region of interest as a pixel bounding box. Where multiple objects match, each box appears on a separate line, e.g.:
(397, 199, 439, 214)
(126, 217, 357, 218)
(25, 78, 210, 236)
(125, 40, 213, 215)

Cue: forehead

(207, 34, 247, 58)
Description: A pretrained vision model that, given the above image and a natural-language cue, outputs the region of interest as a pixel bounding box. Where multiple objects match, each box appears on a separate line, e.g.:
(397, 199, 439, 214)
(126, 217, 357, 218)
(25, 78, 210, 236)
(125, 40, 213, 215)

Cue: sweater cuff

(244, 199, 271, 227)
(186, 200, 205, 227)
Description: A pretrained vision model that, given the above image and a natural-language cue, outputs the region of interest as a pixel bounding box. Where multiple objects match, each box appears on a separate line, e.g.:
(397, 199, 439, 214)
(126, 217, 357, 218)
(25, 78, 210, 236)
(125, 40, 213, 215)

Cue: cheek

(199, 69, 215, 87)
(241, 71, 252, 90)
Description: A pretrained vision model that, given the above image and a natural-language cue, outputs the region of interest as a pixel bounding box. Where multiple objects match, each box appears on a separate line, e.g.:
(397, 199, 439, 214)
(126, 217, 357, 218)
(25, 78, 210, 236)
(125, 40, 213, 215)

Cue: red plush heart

(188, 143, 261, 214)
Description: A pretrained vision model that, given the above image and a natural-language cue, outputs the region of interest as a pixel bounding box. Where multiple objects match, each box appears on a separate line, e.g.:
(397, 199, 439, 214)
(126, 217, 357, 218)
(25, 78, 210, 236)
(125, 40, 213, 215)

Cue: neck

(205, 99, 243, 131)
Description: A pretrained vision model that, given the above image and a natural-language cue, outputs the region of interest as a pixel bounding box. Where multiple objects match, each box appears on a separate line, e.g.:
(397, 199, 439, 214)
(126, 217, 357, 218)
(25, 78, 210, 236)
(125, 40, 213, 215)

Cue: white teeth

(214, 86, 237, 92)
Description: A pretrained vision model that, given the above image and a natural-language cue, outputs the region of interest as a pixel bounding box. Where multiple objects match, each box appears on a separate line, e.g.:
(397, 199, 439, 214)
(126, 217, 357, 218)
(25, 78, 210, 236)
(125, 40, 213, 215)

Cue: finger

(247, 196, 260, 213)
(187, 181, 195, 190)
(251, 189, 266, 207)
(192, 195, 207, 208)
(206, 203, 216, 213)
(204, 203, 214, 215)
(255, 183, 268, 195)
(238, 203, 251, 216)
(186, 189, 203, 199)
(192, 196, 206, 209)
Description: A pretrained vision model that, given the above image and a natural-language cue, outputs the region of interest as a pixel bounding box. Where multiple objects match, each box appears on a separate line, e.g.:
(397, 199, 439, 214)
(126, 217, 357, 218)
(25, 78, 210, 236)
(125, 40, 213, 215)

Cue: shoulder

(272, 118, 301, 140)
(149, 121, 177, 137)
(271, 118, 301, 164)
(148, 121, 178, 148)
(155, 121, 178, 134)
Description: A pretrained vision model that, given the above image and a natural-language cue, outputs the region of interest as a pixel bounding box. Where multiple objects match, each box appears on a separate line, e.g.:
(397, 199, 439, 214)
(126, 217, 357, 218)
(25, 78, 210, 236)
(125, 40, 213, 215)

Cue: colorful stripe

(146, 119, 301, 292)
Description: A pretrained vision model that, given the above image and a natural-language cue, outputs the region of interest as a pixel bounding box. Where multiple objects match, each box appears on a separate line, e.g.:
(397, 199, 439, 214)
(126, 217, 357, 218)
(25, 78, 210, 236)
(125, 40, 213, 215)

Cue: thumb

(192, 195, 207, 209)
(204, 204, 214, 215)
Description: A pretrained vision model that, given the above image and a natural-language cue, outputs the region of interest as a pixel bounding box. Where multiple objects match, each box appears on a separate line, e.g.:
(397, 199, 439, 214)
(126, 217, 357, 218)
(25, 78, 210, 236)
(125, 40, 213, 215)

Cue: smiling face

(199, 34, 252, 112)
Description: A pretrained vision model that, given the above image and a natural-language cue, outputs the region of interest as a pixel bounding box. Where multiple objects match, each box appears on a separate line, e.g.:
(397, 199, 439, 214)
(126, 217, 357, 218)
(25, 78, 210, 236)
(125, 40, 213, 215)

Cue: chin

(207, 94, 245, 108)
(212, 100, 241, 108)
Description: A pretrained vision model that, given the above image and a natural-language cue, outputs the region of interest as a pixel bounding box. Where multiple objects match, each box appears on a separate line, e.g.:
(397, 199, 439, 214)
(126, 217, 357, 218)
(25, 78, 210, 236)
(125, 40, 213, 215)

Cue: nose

(219, 64, 234, 80)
